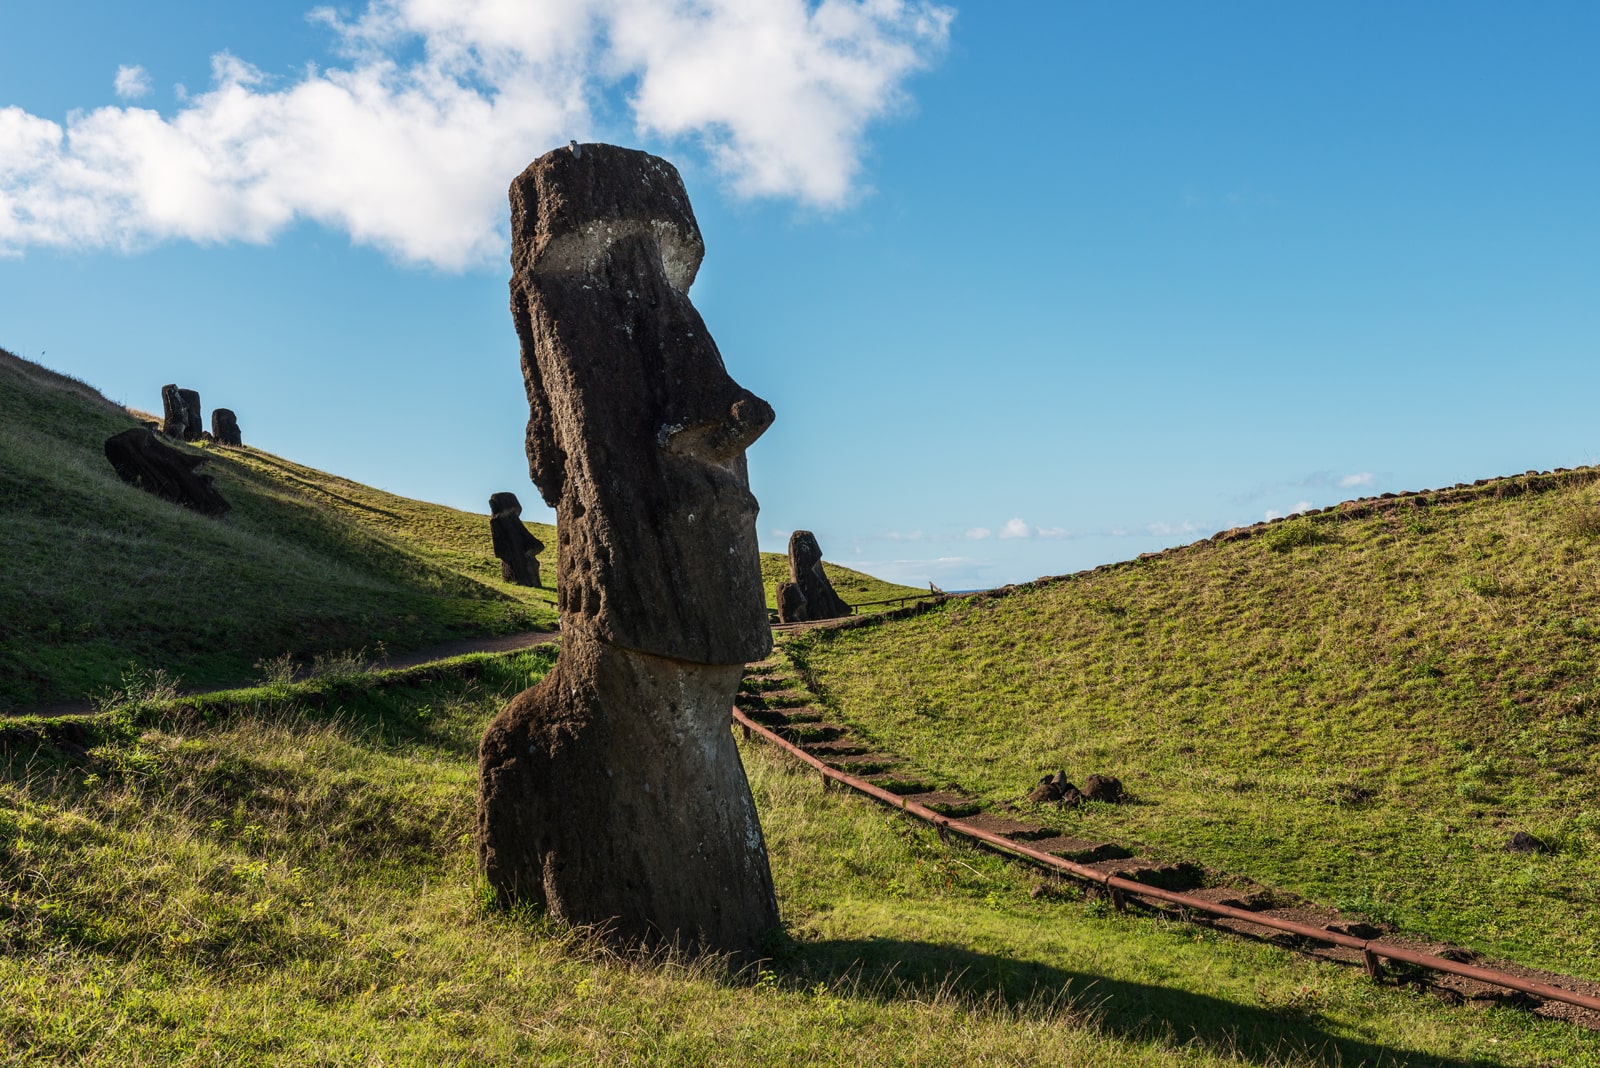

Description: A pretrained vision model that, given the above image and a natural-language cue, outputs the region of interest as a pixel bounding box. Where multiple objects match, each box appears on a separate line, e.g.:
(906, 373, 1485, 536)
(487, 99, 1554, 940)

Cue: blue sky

(2, 2, 1597, 590)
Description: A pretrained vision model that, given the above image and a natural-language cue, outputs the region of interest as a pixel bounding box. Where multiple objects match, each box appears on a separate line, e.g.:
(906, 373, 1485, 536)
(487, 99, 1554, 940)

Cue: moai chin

(476, 143, 780, 958)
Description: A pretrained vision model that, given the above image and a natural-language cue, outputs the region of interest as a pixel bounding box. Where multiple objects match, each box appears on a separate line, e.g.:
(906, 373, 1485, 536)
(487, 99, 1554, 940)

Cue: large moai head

(509, 143, 774, 665)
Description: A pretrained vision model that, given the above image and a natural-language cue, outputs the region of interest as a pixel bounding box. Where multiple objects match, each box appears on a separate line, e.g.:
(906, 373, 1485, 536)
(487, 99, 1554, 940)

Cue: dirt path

(8, 630, 562, 719)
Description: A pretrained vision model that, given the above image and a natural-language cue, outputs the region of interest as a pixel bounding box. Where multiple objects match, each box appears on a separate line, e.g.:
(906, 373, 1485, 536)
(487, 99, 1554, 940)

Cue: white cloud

(0, 0, 953, 268)
(964, 527, 992, 540)
(884, 529, 924, 541)
(1338, 472, 1374, 488)
(1146, 520, 1198, 537)
(998, 517, 1031, 540)
(1035, 526, 1069, 539)
(114, 65, 152, 100)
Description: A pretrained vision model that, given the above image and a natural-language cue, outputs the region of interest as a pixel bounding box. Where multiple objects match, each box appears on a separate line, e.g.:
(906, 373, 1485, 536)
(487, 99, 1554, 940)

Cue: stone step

(1083, 858, 1205, 892)
(824, 753, 902, 773)
(775, 723, 847, 744)
(738, 706, 825, 726)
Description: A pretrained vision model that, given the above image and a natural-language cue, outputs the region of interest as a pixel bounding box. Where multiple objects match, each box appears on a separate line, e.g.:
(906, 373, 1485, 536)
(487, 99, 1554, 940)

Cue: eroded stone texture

(178, 390, 203, 441)
(212, 408, 242, 446)
(104, 427, 229, 517)
(775, 581, 807, 624)
(160, 384, 188, 439)
(787, 530, 850, 621)
(488, 491, 545, 587)
(478, 143, 779, 958)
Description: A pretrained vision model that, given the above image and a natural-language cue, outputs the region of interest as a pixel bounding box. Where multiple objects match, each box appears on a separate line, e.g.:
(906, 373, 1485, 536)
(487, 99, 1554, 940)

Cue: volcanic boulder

(775, 581, 808, 624)
(488, 491, 545, 587)
(477, 143, 780, 959)
(104, 427, 229, 517)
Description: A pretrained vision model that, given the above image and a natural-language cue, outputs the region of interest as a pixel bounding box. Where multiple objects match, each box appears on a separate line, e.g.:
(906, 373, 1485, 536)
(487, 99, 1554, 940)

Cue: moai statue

(104, 427, 230, 516)
(211, 408, 242, 446)
(477, 144, 780, 959)
(178, 389, 203, 442)
(160, 384, 188, 439)
(488, 491, 545, 587)
(787, 530, 850, 620)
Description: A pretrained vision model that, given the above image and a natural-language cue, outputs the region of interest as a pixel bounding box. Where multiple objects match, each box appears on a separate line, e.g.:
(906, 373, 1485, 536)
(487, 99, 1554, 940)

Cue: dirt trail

(6, 630, 561, 719)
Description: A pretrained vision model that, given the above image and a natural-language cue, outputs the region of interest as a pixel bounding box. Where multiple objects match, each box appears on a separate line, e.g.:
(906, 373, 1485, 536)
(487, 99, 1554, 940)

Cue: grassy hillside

(786, 471, 1600, 981)
(0, 348, 561, 709)
(1, 661, 1588, 1065)
(0, 349, 914, 709)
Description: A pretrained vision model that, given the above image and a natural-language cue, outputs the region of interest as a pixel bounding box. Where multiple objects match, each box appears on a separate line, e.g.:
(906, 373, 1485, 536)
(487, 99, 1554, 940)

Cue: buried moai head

(509, 143, 774, 664)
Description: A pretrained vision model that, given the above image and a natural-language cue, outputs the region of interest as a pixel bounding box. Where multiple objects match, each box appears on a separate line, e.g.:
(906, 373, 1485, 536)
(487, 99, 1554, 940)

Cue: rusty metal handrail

(732, 706, 1600, 1017)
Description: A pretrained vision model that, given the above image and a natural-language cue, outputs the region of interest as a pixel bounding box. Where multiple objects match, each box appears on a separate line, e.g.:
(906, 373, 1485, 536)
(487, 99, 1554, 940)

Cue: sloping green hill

(0, 349, 915, 708)
(0, 348, 561, 707)
(787, 472, 1600, 978)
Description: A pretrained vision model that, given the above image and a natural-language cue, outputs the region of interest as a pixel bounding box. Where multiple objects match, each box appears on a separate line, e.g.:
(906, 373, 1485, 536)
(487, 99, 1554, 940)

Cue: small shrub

(1263, 517, 1326, 552)
(91, 664, 182, 712)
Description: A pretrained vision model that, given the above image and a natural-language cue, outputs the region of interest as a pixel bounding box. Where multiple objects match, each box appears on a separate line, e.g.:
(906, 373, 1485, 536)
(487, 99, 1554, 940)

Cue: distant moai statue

(477, 143, 780, 959)
(211, 408, 242, 446)
(160, 385, 205, 442)
(160, 384, 188, 439)
(178, 389, 203, 441)
(487, 491, 545, 587)
(784, 530, 850, 621)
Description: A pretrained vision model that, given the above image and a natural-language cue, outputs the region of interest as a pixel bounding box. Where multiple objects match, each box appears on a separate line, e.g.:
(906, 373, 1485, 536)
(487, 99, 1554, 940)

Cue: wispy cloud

(964, 527, 992, 541)
(1338, 472, 1373, 488)
(884, 529, 924, 541)
(1145, 520, 1198, 537)
(0, 0, 953, 268)
(113, 65, 152, 100)
(1035, 526, 1069, 539)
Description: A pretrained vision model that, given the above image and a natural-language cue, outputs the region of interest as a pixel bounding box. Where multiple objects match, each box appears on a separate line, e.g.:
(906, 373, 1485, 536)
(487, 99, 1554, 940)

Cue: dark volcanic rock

(211, 408, 242, 446)
(1082, 774, 1125, 803)
(488, 491, 545, 587)
(478, 143, 779, 959)
(787, 530, 851, 621)
(776, 580, 808, 624)
(1028, 770, 1080, 805)
(104, 427, 229, 517)
(1505, 830, 1550, 854)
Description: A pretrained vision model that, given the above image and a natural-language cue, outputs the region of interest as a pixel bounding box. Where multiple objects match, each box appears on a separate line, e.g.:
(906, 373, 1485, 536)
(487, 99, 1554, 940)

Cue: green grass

(0, 350, 907, 707)
(786, 475, 1600, 981)
(3, 660, 1592, 1065)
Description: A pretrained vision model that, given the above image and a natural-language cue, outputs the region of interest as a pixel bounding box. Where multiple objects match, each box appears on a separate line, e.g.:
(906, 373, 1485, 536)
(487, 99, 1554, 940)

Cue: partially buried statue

(104, 427, 230, 517)
(775, 530, 851, 623)
(487, 491, 544, 587)
(476, 143, 780, 958)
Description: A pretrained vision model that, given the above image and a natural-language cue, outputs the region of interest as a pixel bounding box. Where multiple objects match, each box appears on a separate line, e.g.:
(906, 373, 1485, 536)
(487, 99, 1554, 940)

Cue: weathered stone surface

(160, 384, 188, 439)
(178, 389, 203, 441)
(212, 408, 242, 446)
(104, 427, 229, 517)
(776, 580, 807, 624)
(478, 143, 779, 959)
(1082, 773, 1125, 804)
(787, 530, 850, 621)
(488, 491, 545, 587)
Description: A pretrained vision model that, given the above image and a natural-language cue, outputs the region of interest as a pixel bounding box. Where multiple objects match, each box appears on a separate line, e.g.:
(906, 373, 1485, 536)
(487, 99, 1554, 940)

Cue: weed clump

(1559, 505, 1600, 539)
(1262, 517, 1327, 552)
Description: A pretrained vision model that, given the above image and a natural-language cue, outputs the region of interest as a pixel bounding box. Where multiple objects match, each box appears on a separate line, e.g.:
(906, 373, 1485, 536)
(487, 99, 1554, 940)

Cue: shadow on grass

(790, 937, 1500, 1068)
